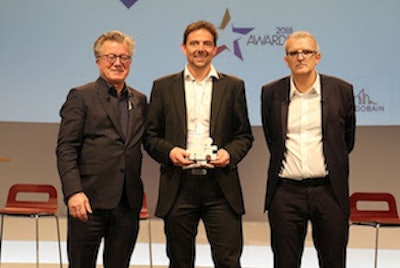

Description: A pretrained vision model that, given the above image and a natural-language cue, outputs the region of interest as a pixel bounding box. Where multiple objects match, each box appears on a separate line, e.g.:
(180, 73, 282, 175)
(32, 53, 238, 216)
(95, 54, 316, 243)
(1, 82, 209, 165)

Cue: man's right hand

(67, 192, 93, 222)
(169, 147, 193, 167)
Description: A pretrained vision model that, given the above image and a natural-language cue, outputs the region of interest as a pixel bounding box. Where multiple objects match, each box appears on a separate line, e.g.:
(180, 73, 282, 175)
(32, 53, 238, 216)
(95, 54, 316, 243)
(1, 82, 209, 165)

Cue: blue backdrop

(0, 0, 398, 125)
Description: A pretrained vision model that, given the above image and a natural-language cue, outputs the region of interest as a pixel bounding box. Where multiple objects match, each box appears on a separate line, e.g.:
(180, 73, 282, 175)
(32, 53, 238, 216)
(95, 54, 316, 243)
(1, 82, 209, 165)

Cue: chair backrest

(140, 193, 150, 220)
(4, 184, 58, 213)
(350, 192, 399, 221)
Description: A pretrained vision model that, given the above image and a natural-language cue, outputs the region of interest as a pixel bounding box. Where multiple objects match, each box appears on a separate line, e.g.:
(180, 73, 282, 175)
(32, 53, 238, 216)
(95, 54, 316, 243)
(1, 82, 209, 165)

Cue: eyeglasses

(97, 54, 132, 64)
(286, 50, 317, 58)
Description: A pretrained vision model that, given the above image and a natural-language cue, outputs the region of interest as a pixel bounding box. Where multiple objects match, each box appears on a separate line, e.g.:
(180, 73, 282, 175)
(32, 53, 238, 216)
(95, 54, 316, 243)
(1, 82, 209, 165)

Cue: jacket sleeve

(143, 81, 176, 166)
(221, 80, 254, 168)
(56, 88, 85, 202)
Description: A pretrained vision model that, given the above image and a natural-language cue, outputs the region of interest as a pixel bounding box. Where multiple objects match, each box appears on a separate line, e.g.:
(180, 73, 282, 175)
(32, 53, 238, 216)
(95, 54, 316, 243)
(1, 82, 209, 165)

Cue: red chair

(140, 193, 153, 268)
(350, 192, 400, 268)
(0, 184, 62, 267)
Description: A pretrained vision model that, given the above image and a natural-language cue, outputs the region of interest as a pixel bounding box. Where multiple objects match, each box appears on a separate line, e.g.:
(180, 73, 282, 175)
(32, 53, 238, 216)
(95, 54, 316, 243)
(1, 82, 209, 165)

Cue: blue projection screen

(0, 0, 398, 126)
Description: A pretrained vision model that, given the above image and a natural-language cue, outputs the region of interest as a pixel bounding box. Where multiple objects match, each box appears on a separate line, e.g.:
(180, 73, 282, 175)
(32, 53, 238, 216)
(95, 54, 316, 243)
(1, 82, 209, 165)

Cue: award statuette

(184, 137, 217, 170)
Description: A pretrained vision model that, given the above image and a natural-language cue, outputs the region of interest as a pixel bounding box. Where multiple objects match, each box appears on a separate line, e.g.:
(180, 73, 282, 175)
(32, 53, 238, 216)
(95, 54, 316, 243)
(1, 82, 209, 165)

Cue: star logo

(120, 0, 139, 9)
(216, 9, 255, 61)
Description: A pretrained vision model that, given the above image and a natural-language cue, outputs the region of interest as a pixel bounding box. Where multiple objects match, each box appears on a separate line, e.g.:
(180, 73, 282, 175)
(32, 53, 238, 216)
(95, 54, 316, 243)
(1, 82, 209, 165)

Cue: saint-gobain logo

(121, 0, 138, 9)
(355, 88, 384, 112)
(216, 9, 255, 61)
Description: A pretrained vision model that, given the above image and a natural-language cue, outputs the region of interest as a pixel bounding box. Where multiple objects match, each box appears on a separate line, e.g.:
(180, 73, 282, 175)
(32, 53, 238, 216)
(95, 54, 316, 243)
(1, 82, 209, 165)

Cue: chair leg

(374, 224, 380, 268)
(0, 214, 63, 267)
(54, 215, 63, 268)
(35, 215, 39, 268)
(0, 215, 4, 267)
(147, 219, 153, 268)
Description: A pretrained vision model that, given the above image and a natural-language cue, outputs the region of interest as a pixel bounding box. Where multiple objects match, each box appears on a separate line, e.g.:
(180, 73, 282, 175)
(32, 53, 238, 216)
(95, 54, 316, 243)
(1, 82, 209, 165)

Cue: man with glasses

(56, 30, 147, 267)
(261, 31, 356, 268)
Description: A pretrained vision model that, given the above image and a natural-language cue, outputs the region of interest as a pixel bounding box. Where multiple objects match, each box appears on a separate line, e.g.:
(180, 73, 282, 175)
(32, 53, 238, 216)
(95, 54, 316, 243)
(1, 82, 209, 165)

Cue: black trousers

(268, 179, 349, 268)
(164, 172, 243, 268)
(67, 204, 139, 268)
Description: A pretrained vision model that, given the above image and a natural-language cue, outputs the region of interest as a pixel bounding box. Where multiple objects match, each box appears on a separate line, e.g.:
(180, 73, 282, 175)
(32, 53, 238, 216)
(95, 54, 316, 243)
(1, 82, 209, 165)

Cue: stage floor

(1, 217, 399, 267)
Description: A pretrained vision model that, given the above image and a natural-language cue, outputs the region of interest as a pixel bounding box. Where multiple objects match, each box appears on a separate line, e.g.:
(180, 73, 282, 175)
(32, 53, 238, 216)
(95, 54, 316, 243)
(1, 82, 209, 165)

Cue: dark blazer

(56, 77, 147, 213)
(144, 71, 253, 217)
(261, 74, 355, 214)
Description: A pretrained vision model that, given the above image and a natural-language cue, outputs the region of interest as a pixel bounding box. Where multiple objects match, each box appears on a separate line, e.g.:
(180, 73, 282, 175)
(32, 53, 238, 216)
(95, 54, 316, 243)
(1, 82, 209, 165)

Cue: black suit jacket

(56, 77, 147, 212)
(144, 71, 253, 217)
(261, 74, 355, 214)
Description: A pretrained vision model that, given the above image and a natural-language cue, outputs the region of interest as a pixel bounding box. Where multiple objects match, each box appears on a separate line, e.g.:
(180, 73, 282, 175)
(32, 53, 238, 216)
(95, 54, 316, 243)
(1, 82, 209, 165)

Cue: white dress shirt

(184, 65, 218, 156)
(279, 73, 328, 180)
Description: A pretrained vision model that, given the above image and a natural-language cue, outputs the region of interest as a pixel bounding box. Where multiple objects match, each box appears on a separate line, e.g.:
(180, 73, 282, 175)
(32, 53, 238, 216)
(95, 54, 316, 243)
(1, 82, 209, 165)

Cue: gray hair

(93, 30, 135, 57)
(284, 31, 320, 53)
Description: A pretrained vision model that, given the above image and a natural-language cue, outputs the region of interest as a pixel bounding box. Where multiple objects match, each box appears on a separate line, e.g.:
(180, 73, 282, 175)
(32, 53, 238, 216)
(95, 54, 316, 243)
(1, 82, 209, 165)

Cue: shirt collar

(184, 64, 219, 82)
(289, 72, 321, 99)
(99, 76, 127, 98)
(108, 85, 128, 98)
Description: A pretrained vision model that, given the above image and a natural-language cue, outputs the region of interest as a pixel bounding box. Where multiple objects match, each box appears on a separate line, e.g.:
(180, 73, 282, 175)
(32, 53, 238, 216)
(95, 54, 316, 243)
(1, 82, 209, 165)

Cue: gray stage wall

(1, 122, 399, 221)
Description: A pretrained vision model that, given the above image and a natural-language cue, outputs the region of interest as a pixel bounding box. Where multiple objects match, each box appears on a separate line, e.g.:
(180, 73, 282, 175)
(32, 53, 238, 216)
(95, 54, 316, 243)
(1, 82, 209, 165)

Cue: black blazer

(144, 71, 253, 217)
(261, 74, 355, 214)
(56, 77, 147, 213)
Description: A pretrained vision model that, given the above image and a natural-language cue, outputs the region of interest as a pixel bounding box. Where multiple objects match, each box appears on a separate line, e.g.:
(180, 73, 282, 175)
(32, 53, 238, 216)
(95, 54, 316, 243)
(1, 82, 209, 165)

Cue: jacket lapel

(320, 75, 329, 140)
(210, 73, 225, 136)
(280, 78, 290, 139)
(172, 73, 187, 142)
(125, 90, 137, 143)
